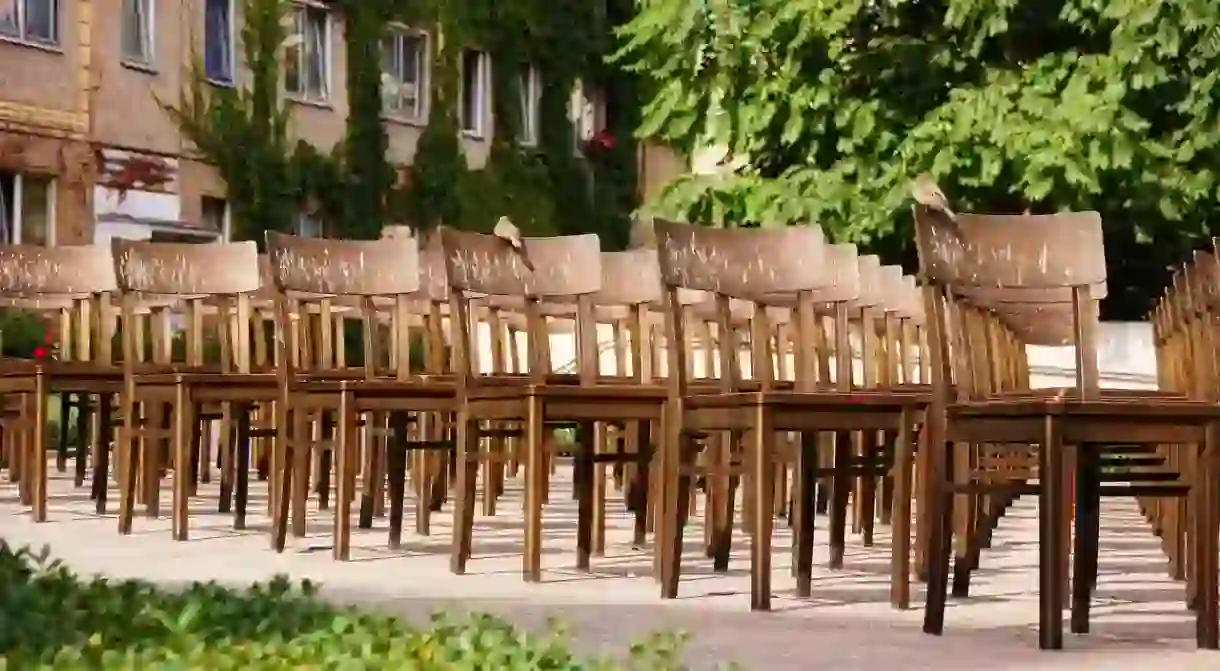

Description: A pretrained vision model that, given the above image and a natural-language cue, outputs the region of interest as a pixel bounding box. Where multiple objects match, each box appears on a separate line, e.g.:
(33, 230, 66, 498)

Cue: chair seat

(687, 389, 930, 410)
(467, 382, 668, 402)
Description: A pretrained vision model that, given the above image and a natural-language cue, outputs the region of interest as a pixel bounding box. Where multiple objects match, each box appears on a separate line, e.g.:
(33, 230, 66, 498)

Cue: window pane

(204, 0, 232, 81)
(20, 176, 52, 247)
(23, 0, 55, 43)
(284, 10, 303, 94)
(304, 9, 327, 98)
(0, 172, 15, 244)
(121, 0, 149, 62)
(0, 1, 18, 37)
(460, 51, 480, 132)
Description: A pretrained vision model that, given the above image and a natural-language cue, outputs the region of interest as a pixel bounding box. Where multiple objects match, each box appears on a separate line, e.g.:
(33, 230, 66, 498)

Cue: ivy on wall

(167, 0, 639, 249)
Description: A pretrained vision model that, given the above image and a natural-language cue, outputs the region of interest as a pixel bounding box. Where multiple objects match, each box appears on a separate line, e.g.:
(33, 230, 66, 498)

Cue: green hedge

(0, 543, 696, 669)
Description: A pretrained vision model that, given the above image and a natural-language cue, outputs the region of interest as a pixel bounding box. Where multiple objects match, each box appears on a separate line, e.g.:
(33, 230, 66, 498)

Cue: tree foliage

(615, 0, 1220, 315)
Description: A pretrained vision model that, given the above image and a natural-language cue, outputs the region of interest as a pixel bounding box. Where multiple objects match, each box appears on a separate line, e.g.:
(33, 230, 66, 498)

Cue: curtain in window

(121, 0, 149, 62)
(23, 0, 55, 42)
(380, 35, 401, 113)
(204, 0, 232, 81)
(0, 1, 18, 37)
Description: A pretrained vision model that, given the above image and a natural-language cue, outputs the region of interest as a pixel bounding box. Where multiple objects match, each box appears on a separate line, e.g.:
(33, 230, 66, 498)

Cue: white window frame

(284, 3, 332, 102)
(459, 49, 491, 139)
(0, 172, 57, 246)
(0, 0, 59, 46)
(518, 64, 541, 147)
(381, 26, 430, 123)
(120, 0, 155, 66)
(203, 0, 236, 85)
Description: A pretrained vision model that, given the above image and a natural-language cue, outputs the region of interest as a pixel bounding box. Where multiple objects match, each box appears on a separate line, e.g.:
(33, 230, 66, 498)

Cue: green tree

(615, 0, 1220, 317)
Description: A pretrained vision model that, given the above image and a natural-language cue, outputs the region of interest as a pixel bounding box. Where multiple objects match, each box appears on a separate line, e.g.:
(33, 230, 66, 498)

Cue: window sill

(460, 129, 487, 141)
(0, 34, 63, 54)
(286, 96, 333, 111)
(121, 60, 158, 76)
(384, 114, 427, 129)
(207, 77, 235, 88)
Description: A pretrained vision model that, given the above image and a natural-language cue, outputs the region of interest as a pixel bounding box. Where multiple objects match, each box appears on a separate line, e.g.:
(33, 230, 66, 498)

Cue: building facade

(1, 0, 614, 247)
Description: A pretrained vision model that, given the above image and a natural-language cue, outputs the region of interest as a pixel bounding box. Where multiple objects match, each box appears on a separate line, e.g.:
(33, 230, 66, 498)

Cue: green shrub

(0, 543, 697, 669)
(0, 309, 49, 359)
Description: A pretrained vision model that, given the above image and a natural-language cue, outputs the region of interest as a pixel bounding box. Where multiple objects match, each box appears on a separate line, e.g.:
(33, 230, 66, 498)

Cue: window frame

(459, 49, 491, 139)
(283, 2, 332, 103)
(120, 0, 155, 68)
(0, 171, 57, 247)
(381, 25, 430, 124)
(518, 64, 541, 147)
(203, 0, 235, 85)
(0, 0, 60, 47)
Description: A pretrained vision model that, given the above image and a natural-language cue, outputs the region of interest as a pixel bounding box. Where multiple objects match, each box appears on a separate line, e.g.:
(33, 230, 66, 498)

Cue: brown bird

(493, 216, 534, 271)
(909, 173, 957, 222)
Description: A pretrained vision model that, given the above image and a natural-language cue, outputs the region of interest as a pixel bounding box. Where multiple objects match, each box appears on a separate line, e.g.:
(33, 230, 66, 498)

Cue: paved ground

(1, 469, 1217, 669)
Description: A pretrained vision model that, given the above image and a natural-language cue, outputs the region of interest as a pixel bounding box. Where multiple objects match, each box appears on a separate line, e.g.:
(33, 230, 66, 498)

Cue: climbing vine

(167, 0, 638, 248)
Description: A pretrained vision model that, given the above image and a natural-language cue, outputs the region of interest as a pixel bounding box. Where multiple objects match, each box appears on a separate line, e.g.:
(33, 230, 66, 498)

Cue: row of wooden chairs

(0, 203, 1216, 652)
(0, 224, 932, 611)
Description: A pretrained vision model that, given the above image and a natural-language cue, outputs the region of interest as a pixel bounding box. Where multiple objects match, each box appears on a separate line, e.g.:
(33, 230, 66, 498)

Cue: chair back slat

(439, 228, 602, 297)
(653, 220, 827, 297)
(266, 232, 419, 296)
(113, 240, 260, 295)
(0, 244, 117, 296)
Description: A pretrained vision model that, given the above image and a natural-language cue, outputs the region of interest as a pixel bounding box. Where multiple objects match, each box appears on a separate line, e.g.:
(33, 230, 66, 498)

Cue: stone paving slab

(0, 471, 1216, 669)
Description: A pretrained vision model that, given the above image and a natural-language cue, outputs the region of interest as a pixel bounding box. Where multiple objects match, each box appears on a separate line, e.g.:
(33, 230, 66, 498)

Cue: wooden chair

(651, 220, 929, 610)
(914, 205, 1220, 650)
(0, 244, 121, 523)
(437, 227, 668, 582)
(264, 230, 457, 560)
(109, 239, 263, 540)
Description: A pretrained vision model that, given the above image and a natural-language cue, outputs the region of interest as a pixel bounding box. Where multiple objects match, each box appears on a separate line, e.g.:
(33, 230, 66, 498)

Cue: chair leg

(750, 410, 776, 611)
(333, 392, 357, 561)
(828, 430, 851, 568)
(449, 411, 478, 574)
(1070, 444, 1100, 634)
(792, 431, 817, 597)
(73, 394, 91, 488)
(171, 385, 194, 542)
(386, 411, 409, 550)
(523, 398, 546, 582)
(575, 420, 595, 571)
(234, 405, 251, 530)
(922, 438, 955, 635)
(91, 394, 113, 515)
(55, 393, 70, 473)
(1037, 417, 1066, 650)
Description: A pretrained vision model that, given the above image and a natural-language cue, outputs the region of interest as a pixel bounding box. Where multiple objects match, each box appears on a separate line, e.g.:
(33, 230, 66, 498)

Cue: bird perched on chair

(909, 173, 958, 223)
(493, 216, 534, 271)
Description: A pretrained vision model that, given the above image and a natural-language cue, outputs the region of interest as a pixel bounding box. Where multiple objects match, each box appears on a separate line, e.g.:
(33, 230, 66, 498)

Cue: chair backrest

(913, 206, 1107, 398)
(437, 227, 604, 387)
(0, 244, 117, 297)
(653, 220, 827, 298)
(652, 220, 830, 395)
(265, 231, 420, 296)
(112, 239, 260, 295)
(439, 227, 602, 297)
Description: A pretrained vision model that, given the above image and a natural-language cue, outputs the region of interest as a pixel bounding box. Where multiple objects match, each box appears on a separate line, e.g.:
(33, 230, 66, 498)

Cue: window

(0, 171, 55, 246)
(518, 64, 541, 146)
(296, 212, 321, 238)
(201, 196, 230, 241)
(381, 28, 428, 121)
(0, 0, 58, 45)
(284, 4, 330, 101)
(121, 0, 154, 65)
(459, 50, 490, 138)
(569, 79, 605, 154)
(204, 0, 233, 83)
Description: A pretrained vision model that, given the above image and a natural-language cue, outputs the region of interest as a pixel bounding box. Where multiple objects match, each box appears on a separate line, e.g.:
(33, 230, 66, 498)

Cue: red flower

(33, 346, 48, 360)
(591, 129, 615, 151)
